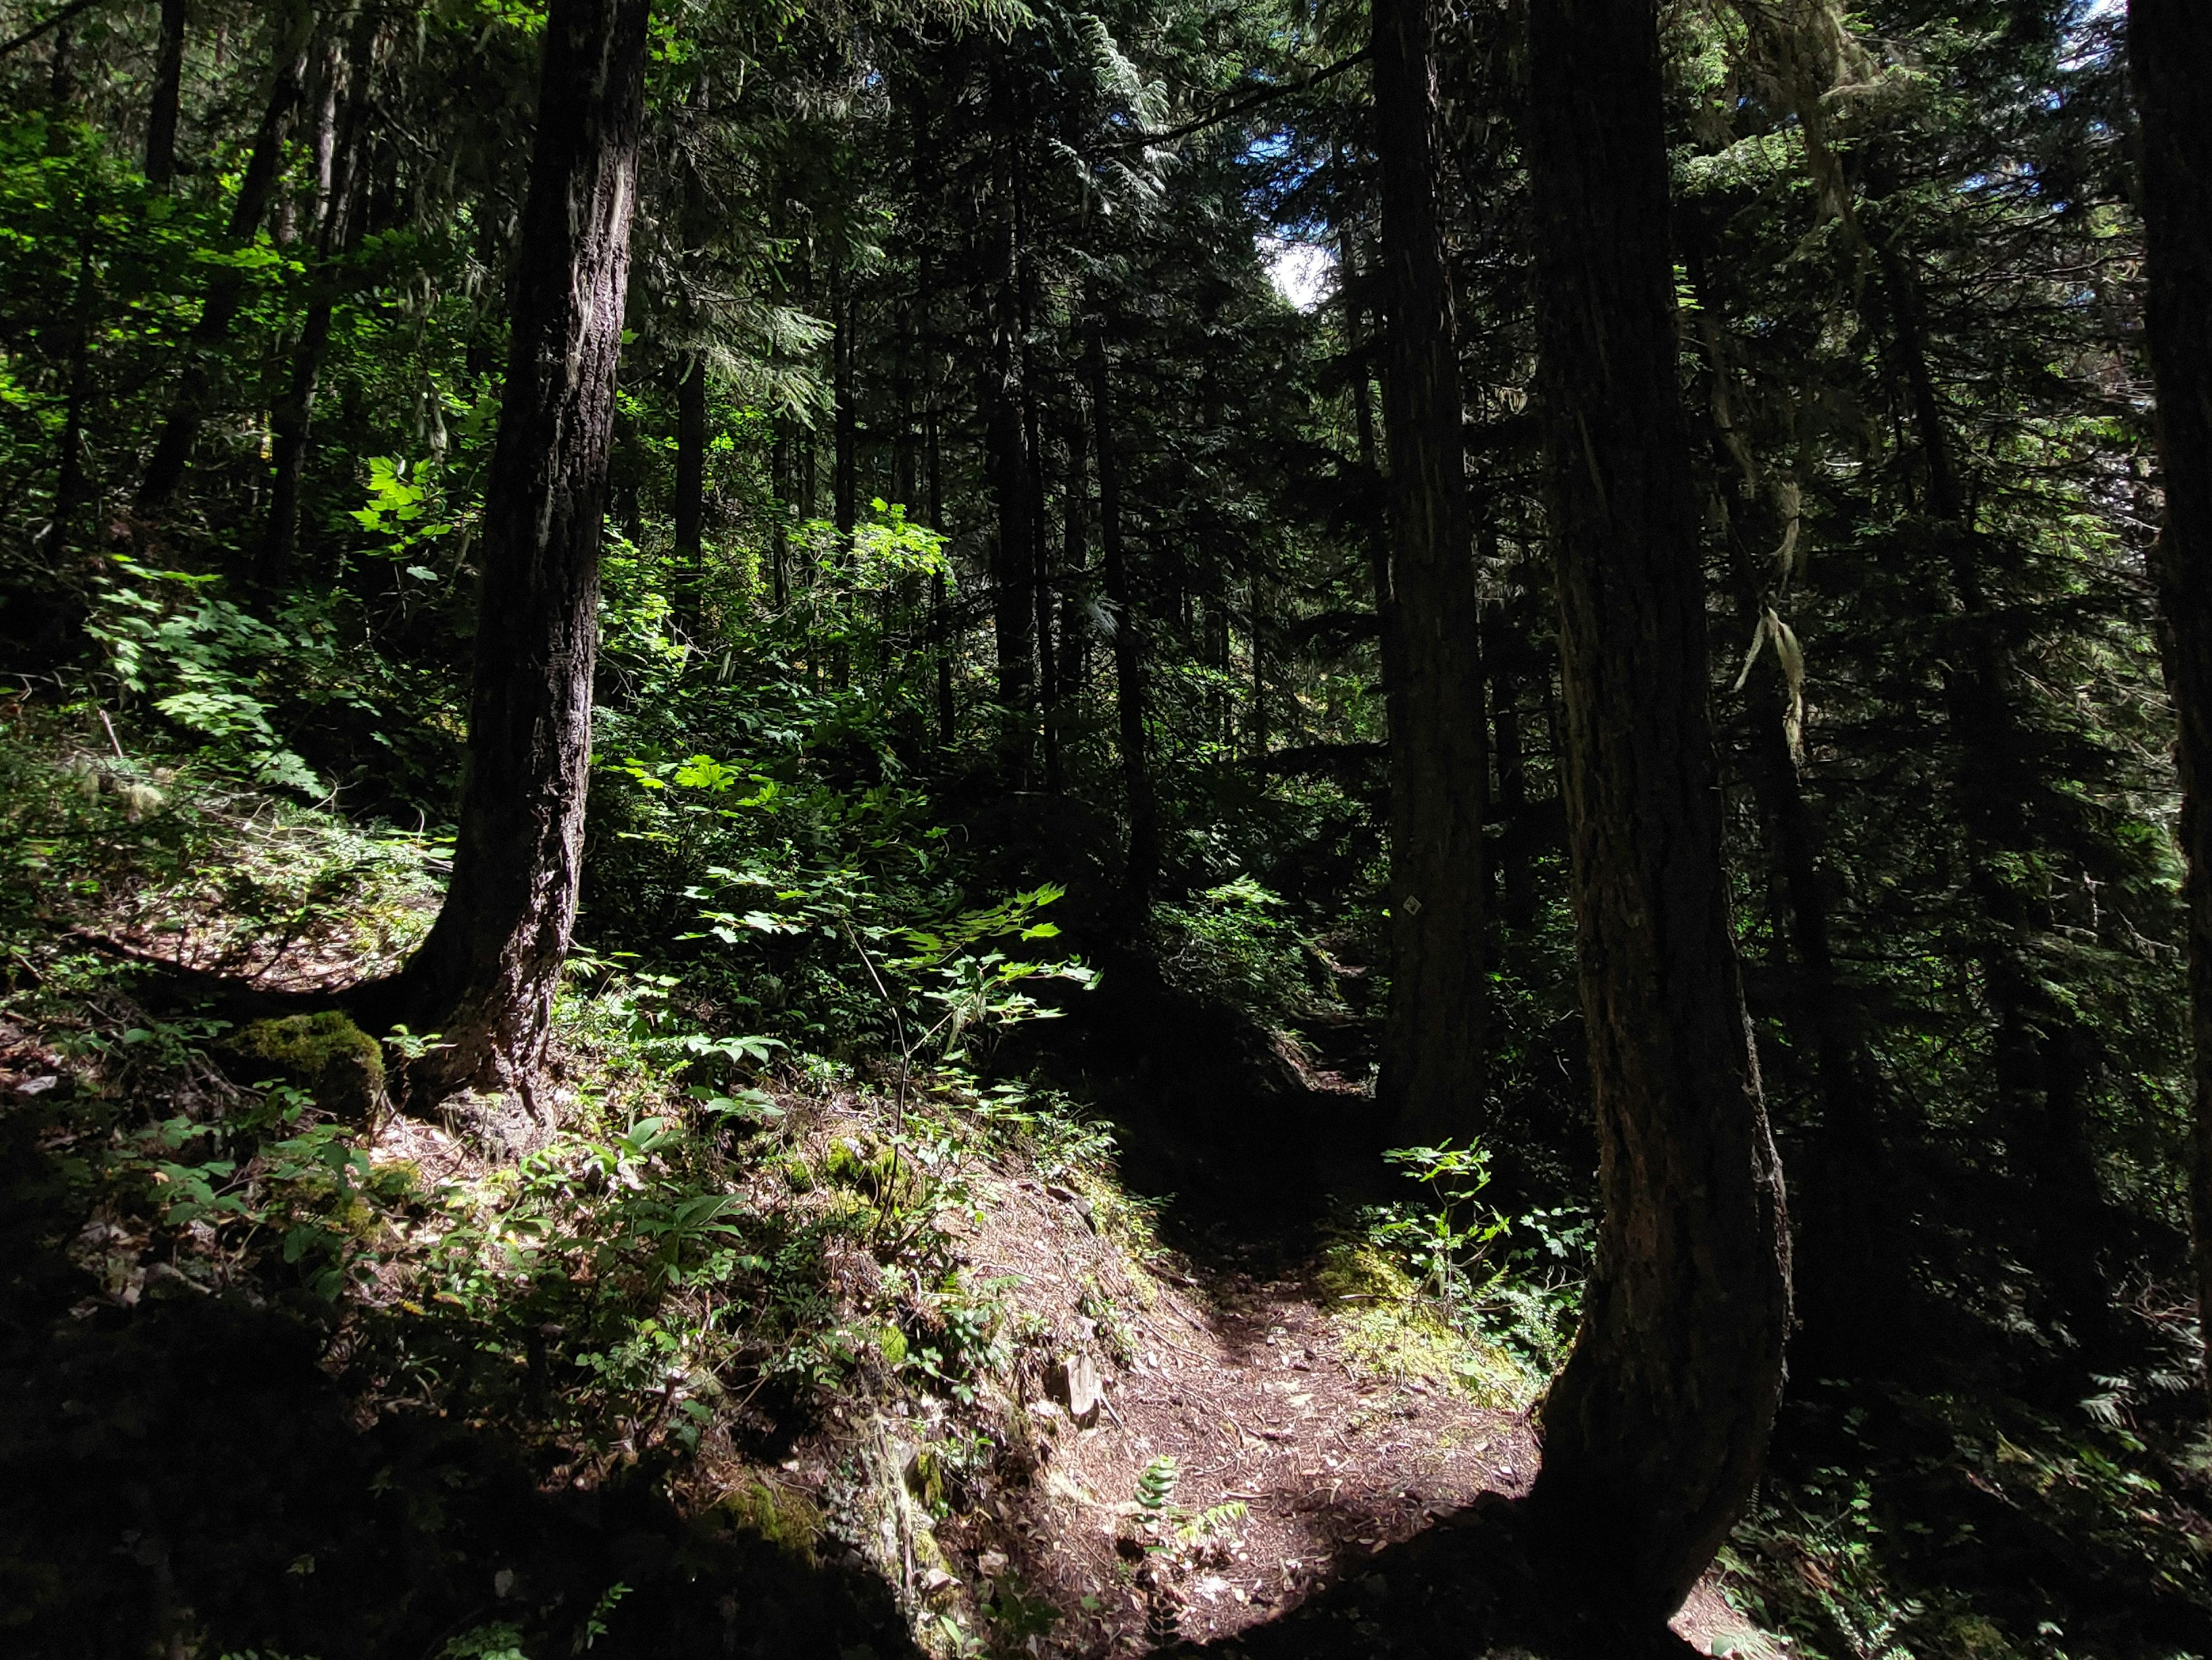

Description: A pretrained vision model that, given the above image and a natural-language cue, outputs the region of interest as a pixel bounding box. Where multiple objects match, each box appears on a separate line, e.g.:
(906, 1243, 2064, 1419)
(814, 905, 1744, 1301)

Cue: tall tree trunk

(986, 376, 1036, 780)
(389, 0, 650, 1098)
(1370, 0, 1488, 1145)
(1723, 485, 1896, 1374)
(1249, 569, 1268, 758)
(674, 352, 706, 596)
(136, 3, 315, 513)
(1873, 214, 2106, 1337)
(1089, 314, 1156, 926)
(1016, 134, 1056, 791)
(47, 239, 95, 553)
(1685, 239, 1901, 1372)
(145, 0, 185, 188)
(1061, 407, 1090, 706)
(1028, 370, 1060, 791)
(984, 69, 1035, 784)
(672, 89, 711, 622)
(1519, 0, 1790, 1623)
(2131, 0, 2212, 1424)
(1485, 583, 1540, 930)
(832, 263, 857, 540)
(47, 22, 73, 108)
(259, 10, 377, 588)
(771, 422, 791, 610)
(927, 400, 953, 746)
(1338, 171, 1415, 939)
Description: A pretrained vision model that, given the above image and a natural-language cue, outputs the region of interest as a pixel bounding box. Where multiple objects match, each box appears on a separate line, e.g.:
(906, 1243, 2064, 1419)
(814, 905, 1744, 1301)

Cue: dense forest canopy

(2, 0, 2210, 1656)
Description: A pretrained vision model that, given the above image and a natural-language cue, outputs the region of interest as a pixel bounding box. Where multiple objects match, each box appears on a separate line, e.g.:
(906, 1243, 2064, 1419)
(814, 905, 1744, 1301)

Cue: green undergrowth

(0, 717, 1153, 1658)
(1317, 1141, 1588, 1410)
(1713, 1375, 2212, 1660)
(10, 716, 2208, 1660)
(1150, 875, 1354, 1040)
(1316, 1240, 1533, 1407)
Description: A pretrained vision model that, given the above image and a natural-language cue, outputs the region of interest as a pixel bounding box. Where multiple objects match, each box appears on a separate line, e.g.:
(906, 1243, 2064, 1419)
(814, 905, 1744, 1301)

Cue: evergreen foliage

(1, 0, 2206, 1655)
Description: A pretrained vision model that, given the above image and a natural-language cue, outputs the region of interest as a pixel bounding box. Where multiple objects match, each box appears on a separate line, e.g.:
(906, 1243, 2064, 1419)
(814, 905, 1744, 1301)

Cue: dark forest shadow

(1173, 1498, 1700, 1660)
(1010, 936, 1400, 1260)
(0, 1098, 920, 1660)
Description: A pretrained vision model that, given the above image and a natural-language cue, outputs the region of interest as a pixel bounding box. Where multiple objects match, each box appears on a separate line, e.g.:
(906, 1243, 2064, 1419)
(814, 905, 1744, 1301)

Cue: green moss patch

(1316, 1241, 1532, 1409)
(232, 1011, 387, 1120)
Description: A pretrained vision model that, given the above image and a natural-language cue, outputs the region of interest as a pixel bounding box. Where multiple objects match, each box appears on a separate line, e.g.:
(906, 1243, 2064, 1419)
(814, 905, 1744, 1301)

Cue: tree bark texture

(1028, 366, 1060, 791)
(145, 0, 185, 187)
(48, 239, 94, 552)
(1370, 0, 1489, 1145)
(136, 3, 315, 513)
(927, 402, 953, 744)
(771, 422, 791, 609)
(675, 351, 707, 574)
(1338, 196, 1415, 937)
(1089, 316, 1157, 927)
(396, 0, 650, 1095)
(259, 9, 378, 588)
(2131, 0, 2212, 1424)
(1061, 407, 1090, 702)
(1520, 0, 1790, 1621)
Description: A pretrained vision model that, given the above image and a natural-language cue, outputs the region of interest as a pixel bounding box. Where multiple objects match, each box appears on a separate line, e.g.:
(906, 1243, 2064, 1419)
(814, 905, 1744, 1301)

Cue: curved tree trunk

(2131, 0, 2212, 1425)
(1369, 0, 1489, 1147)
(392, 0, 650, 1098)
(1519, 0, 1790, 1623)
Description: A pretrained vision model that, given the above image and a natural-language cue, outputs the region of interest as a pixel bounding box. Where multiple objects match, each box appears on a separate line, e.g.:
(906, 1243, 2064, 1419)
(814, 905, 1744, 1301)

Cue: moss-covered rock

(230, 1011, 387, 1120)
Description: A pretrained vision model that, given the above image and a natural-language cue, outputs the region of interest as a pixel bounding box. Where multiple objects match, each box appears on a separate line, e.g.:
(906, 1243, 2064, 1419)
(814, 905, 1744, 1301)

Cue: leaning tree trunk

(136, 3, 315, 513)
(2131, 0, 2212, 1425)
(390, 0, 650, 1097)
(1370, 0, 1490, 1146)
(1518, 0, 1791, 1624)
(145, 0, 185, 187)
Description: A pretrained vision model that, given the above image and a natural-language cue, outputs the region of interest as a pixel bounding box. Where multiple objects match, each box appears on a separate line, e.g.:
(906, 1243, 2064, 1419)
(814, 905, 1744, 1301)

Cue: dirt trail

(938, 1163, 1540, 1653)
(743, 1103, 1763, 1658)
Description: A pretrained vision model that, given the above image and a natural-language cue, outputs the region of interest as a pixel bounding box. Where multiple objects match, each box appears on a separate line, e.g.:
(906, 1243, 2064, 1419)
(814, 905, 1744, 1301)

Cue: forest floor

(10, 844, 2186, 1659)
(0, 727, 2030, 1660)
